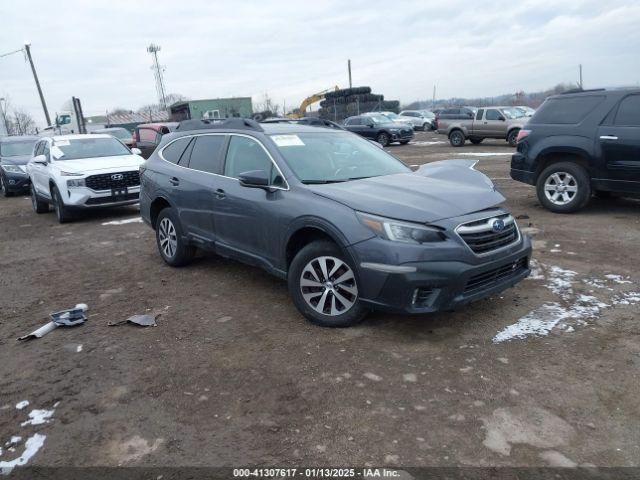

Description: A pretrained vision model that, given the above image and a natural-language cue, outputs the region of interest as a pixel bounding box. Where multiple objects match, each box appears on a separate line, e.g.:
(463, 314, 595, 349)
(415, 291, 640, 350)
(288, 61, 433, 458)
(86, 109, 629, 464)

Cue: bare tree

(6, 108, 37, 135)
(137, 93, 188, 114)
(255, 93, 280, 117)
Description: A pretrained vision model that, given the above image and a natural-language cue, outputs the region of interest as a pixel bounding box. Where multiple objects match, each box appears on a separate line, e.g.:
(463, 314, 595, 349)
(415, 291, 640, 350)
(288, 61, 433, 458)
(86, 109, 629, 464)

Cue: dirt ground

(1, 131, 639, 473)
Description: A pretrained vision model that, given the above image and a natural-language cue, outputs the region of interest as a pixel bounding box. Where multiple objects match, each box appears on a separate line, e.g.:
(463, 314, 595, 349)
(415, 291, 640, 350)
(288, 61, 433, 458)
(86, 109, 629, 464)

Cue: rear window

(532, 95, 605, 124)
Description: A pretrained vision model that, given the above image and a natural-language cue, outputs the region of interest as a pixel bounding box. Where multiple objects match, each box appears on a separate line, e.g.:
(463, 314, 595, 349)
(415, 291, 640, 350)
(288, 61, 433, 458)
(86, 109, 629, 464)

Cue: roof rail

(175, 117, 264, 132)
(561, 88, 606, 95)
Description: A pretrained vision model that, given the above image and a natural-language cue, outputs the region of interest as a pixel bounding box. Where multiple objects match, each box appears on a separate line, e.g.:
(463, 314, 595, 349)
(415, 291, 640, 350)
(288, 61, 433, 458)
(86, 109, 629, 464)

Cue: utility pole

(0, 98, 8, 136)
(348, 59, 352, 89)
(579, 64, 583, 89)
(24, 44, 51, 127)
(432, 85, 436, 108)
(147, 44, 167, 110)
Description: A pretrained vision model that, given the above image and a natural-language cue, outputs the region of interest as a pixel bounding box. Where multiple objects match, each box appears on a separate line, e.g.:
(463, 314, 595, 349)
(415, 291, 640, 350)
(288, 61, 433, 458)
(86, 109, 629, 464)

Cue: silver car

(399, 110, 436, 130)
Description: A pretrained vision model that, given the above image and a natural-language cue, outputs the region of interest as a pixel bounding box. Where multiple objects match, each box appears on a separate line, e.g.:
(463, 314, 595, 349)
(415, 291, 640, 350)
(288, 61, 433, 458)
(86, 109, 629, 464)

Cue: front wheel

(51, 185, 73, 223)
(1, 174, 14, 197)
(376, 132, 390, 147)
(536, 162, 591, 213)
(449, 130, 465, 147)
(507, 129, 519, 147)
(155, 208, 195, 267)
(288, 241, 368, 327)
(31, 184, 49, 213)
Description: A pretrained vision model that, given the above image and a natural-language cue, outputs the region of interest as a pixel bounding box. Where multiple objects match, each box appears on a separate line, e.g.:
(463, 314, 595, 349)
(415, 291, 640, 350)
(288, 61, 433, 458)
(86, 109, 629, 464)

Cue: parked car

(434, 107, 474, 130)
(511, 88, 640, 213)
(514, 106, 536, 117)
(398, 110, 436, 130)
(91, 127, 135, 147)
(27, 134, 145, 223)
(132, 122, 179, 159)
(438, 107, 528, 147)
(261, 117, 345, 130)
(344, 115, 414, 146)
(362, 111, 412, 127)
(0, 135, 39, 197)
(140, 118, 531, 327)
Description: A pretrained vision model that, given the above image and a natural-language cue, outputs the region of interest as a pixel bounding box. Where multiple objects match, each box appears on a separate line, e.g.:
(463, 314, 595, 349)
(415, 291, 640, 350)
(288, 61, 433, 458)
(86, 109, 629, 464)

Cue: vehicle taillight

(516, 129, 531, 144)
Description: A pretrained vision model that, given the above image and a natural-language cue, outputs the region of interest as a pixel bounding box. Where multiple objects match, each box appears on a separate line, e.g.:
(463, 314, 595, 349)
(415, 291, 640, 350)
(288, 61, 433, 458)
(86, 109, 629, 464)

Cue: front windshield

(420, 111, 435, 118)
(383, 113, 399, 119)
(270, 132, 410, 183)
(0, 141, 36, 157)
(370, 115, 391, 124)
(502, 108, 524, 119)
(53, 137, 132, 161)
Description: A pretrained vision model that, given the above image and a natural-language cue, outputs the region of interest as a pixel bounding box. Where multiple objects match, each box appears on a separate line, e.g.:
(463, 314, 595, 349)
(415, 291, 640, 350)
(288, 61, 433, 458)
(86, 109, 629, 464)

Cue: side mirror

(367, 122, 374, 128)
(498, 116, 506, 121)
(33, 154, 47, 165)
(131, 147, 142, 155)
(239, 169, 270, 189)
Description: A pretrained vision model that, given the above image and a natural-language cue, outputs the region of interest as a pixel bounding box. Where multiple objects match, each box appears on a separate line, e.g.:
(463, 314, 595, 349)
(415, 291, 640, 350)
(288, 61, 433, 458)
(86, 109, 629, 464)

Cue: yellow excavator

(289, 86, 340, 118)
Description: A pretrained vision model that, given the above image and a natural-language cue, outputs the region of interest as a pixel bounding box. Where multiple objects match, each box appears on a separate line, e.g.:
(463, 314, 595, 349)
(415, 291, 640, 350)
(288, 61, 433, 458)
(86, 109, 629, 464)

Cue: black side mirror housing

(239, 169, 270, 189)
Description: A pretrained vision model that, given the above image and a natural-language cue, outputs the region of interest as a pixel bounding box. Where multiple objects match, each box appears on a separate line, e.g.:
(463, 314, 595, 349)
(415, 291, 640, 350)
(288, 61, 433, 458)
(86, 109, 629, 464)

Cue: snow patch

(410, 141, 446, 146)
(456, 152, 512, 157)
(605, 274, 632, 284)
(21, 409, 54, 427)
(0, 434, 46, 475)
(101, 217, 143, 226)
(15, 401, 29, 411)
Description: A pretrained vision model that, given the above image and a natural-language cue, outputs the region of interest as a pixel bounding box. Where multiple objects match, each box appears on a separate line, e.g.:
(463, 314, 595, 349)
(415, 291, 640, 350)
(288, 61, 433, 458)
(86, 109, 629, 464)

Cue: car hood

(1, 155, 31, 165)
(308, 160, 504, 223)
(50, 154, 144, 174)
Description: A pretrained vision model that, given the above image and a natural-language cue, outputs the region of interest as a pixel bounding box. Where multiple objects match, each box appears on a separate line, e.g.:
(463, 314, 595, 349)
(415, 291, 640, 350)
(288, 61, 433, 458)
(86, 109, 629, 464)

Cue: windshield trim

(52, 137, 133, 161)
(0, 141, 36, 157)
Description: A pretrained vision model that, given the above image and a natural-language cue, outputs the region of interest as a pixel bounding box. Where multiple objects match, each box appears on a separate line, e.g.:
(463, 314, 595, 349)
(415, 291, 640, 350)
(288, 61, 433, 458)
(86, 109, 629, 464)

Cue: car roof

(93, 127, 128, 131)
(48, 133, 113, 141)
(136, 122, 179, 130)
(0, 135, 39, 143)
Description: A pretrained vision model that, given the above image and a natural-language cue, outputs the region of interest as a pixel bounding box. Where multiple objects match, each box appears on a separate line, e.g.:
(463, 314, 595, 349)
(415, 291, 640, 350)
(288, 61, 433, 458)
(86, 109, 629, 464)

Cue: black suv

(343, 115, 413, 146)
(140, 118, 531, 327)
(511, 88, 640, 213)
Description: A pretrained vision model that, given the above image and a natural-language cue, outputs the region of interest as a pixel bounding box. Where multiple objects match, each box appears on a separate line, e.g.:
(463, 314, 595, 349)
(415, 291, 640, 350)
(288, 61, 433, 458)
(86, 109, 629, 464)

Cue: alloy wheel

(544, 172, 578, 205)
(158, 217, 178, 259)
(299, 256, 358, 316)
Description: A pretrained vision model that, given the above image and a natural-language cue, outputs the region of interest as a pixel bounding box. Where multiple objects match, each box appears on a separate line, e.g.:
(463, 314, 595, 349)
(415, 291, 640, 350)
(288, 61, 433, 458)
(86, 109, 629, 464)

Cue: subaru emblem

(111, 173, 124, 181)
(490, 218, 505, 232)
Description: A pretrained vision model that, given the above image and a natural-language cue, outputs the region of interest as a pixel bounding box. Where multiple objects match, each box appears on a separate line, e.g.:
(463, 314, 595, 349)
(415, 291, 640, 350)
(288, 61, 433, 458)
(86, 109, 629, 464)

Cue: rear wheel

(536, 162, 591, 213)
(51, 185, 73, 223)
(507, 129, 519, 147)
(156, 208, 195, 267)
(31, 184, 49, 213)
(288, 241, 368, 327)
(376, 132, 390, 147)
(449, 130, 465, 147)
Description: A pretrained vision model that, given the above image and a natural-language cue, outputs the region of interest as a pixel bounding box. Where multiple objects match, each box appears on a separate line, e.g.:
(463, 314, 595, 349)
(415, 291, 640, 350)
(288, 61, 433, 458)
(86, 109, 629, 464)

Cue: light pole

(0, 98, 8, 136)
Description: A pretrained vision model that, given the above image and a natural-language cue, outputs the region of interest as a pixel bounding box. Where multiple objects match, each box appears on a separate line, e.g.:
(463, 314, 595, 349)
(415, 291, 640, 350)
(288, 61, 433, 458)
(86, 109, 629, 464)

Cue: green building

(169, 97, 253, 121)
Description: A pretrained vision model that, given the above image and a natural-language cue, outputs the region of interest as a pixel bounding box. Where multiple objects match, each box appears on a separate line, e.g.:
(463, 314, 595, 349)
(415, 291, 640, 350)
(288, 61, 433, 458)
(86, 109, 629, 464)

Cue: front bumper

(63, 185, 140, 208)
(2, 172, 30, 192)
(350, 234, 532, 314)
(390, 130, 414, 142)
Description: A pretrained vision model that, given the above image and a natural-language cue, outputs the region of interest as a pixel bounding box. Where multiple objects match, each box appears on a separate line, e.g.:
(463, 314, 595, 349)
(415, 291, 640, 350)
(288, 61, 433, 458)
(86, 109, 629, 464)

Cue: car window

(476, 109, 484, 120)
(345, 118, 358, 126)
(486, 109, 503, 121)
(43, 143, 50, 162)
(532, 95, 605, 124)
(186, 135, 226, 174)
(161, 137, 192, 164)
(138, 128, 158, 143)
(0, 140, 37, 157)
(614, 95, 640, 126)
(224, 136, 281, 186)
(34, 141, 44, 157)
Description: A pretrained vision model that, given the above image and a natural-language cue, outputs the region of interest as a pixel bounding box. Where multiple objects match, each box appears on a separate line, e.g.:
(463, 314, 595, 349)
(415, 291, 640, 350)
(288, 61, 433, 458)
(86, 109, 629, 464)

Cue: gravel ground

(0, 131, 639, 473)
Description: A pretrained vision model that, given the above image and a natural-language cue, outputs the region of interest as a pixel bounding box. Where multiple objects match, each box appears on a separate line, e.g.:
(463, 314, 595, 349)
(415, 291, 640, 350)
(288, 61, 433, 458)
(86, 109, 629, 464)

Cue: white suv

(27, 134, 145, 223)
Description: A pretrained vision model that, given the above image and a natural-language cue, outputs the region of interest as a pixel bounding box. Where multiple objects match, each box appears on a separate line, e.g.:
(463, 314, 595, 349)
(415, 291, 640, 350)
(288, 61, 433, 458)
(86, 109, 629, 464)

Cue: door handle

(483, 121, 488, 124)
(599, 135, 618, 140)
(214, 188, 226, 199)
(169, 177, 180, 186)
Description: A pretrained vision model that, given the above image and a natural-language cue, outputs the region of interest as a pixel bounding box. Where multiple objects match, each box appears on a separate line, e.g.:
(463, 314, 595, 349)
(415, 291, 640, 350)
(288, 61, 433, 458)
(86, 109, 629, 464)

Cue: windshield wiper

(301, 179, 349, 184)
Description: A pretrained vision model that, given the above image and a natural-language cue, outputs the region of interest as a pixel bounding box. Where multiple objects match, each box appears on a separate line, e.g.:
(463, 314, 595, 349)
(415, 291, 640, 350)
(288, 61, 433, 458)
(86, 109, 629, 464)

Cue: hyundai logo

(490, 218, 505, 232)
(111, 174, 124, 181)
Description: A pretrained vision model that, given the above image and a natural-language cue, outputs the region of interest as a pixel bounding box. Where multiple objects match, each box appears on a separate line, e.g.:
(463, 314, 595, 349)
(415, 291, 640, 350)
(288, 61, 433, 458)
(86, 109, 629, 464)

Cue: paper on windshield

(271, 135, 305, 147)
(51, 146, 65, 159)
(54, 139, 70, 146)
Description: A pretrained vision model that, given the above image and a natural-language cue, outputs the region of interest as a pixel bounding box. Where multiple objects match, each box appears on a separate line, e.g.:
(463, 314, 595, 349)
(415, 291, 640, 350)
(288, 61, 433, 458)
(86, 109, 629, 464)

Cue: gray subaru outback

(140, 118, 531, 327)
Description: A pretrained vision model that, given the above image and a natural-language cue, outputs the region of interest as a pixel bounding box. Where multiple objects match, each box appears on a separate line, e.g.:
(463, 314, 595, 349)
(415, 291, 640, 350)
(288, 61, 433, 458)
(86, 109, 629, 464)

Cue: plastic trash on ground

(18, 304, 88, 341)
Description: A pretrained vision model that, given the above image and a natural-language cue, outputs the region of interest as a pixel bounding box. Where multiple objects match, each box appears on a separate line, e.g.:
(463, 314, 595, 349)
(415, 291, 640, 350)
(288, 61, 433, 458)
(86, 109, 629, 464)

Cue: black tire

(449, 130, 465, 147)
(288, 240, 368, 327)
(31, 184, 49, 213)
(376, 132, 390, 147)
(507, 129, 519, 147)
(470, 138, 483, 145)
(155, 207, 195, 267)
(51, 185, 73, 223)
(536, 162, 591, 213)
(421, 123, 429, 131)
(1, 174, 14, 197)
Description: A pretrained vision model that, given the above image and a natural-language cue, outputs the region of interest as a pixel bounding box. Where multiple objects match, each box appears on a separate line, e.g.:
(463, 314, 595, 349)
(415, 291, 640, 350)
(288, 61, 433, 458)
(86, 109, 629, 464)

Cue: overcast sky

(1, 0, 639, 127)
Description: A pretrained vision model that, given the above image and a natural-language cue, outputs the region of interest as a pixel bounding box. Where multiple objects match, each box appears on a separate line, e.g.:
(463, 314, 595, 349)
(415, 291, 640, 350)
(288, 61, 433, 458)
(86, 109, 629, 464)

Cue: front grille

(85, 192, 139, 205)
(464, 257, 528, 294)
(457, 214, 519, 255)
(85, 171, 140, 191)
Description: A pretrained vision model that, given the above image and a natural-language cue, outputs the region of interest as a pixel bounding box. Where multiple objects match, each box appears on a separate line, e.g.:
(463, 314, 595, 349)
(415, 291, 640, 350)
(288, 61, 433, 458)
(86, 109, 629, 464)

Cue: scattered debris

(18, 304, 88, 341)
(15, 401, 29, 411)
(108, 314, 159, 327)
(101, 217, 143, 226)
(363, 372, 382, 382)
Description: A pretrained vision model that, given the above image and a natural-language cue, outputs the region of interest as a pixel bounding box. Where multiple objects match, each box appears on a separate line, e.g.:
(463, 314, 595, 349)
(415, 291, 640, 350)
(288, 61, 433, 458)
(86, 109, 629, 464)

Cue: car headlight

(356, 212, 445, 243)
(389, 128, 399, 132)
(66, 178, 86, 188)
(1, 165, 26, 174)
